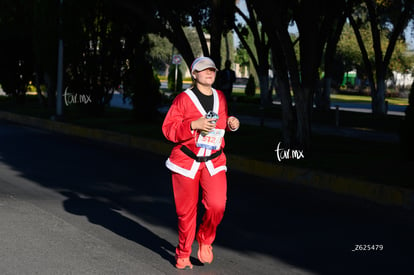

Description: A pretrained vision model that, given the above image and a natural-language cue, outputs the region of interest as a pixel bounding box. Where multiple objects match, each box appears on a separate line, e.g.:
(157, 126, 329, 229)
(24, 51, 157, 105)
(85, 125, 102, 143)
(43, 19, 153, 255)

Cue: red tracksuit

(162, 88, 231, 258)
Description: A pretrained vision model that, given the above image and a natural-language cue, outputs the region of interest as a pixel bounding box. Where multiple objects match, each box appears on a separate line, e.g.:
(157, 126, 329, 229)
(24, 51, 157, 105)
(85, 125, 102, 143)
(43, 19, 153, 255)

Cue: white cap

(190, 57, 218, 74)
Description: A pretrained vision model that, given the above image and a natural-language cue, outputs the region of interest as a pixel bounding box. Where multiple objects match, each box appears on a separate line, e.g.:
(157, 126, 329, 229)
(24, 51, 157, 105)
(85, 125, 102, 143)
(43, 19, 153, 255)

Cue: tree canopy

(0, 0, 413, 150)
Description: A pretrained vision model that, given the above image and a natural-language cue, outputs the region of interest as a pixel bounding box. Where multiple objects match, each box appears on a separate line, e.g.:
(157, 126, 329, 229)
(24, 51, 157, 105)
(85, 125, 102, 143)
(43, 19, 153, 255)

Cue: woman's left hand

(227, 116, 240, 131)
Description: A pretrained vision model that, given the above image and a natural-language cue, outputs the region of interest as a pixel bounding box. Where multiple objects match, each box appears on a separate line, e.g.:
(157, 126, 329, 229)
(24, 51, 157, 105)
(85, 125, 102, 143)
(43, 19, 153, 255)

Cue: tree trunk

(44, 72, 56, 110)
(294, 87, 312, 151)
(275, 72, 295, 148)
(319, 14, 346, 111)
(258, 71, 270, 107)
(372, 78, 386, 114)
(192, 10, 210, 57)
(210, 0, 223, 67)
(319, 77, 332, 111)
(276, 26, 312, 151)
(224, 32, 230, 61)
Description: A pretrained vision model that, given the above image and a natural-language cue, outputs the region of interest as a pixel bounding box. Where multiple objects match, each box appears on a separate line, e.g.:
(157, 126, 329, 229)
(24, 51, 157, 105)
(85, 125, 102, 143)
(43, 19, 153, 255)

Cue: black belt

(180, 146, 222, 162)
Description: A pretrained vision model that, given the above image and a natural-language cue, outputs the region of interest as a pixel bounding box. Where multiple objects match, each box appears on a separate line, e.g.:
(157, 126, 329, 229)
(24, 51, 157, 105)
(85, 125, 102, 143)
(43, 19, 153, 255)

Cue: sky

(404, 21, 414, 50)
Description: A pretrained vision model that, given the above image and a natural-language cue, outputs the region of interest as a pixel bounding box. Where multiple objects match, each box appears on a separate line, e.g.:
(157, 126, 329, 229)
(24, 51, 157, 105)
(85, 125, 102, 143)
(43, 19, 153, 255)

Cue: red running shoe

(175, 256, 193, 270)
(197, 243, 213, 264)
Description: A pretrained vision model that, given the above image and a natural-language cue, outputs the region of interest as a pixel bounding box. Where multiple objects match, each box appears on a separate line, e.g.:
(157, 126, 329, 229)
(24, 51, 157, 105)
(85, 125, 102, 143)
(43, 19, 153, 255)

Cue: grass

(0, 94, 412, 190)
(331, 94, 408, 105)
(232, 88, 409, 106)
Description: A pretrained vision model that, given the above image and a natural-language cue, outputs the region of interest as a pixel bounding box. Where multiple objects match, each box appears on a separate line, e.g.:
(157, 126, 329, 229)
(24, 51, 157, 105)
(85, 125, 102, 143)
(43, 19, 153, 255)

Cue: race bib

(196, 129, 225, 150)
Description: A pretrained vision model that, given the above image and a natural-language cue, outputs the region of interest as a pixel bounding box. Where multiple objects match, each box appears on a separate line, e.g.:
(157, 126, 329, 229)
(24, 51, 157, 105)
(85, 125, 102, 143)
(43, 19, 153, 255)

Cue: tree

(61, 0, 120, 114)
(337, 22, 414, 89)
(316, 1, 348, 111)
(123, 43, 162, 121)
(399, 81, 414, 160)
(348, 0, 414, 114)
(0, 0, 34, 102)
(234, 0, 271, 107)
(209, 0, 236, 66)
(32, 0, 58, 107)
(148, 28, 203, 74)
(235, 42, 250, 76)
(253, 0, 348, 151)
(117, 0, 236, 73)
(148, 34, 173, 74)
(337, 23, 369, 75)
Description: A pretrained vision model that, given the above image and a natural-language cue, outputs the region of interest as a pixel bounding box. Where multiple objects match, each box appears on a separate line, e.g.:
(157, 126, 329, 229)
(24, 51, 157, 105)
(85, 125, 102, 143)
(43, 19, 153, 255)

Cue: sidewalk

(0, 110, 413, 211)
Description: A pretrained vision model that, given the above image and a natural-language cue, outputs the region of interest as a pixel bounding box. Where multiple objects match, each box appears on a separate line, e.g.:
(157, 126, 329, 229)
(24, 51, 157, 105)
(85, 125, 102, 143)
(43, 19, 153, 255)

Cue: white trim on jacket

(166, 89, 227, 178)
(166, 147, 205, 179)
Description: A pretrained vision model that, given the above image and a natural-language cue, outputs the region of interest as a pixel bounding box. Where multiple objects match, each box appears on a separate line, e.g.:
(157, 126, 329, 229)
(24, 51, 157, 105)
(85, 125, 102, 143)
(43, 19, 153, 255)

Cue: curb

(1, 110, 413, 210)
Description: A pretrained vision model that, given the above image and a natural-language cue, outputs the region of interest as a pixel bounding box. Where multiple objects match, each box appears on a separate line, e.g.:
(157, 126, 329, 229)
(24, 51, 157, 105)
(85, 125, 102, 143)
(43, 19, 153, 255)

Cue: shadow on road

(60, 191, 176, 266)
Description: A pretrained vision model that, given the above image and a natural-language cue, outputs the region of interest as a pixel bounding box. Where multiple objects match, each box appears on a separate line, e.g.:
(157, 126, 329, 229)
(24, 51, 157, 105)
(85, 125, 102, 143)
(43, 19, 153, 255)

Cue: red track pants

(172, 163, 227, 258)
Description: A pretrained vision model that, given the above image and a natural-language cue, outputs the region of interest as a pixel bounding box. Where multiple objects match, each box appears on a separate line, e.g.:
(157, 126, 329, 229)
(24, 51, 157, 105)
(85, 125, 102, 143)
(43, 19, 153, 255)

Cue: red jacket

(162, 88, 231, 179)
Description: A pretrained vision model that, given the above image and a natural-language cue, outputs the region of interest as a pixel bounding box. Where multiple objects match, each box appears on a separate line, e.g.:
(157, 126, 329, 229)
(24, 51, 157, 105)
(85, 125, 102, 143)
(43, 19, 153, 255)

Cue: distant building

(389, 71, 414, 89)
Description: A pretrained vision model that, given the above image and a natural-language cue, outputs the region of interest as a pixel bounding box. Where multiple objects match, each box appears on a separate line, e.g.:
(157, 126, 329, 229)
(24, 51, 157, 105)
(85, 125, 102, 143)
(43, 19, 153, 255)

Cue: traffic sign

(172, 54, 182, 65)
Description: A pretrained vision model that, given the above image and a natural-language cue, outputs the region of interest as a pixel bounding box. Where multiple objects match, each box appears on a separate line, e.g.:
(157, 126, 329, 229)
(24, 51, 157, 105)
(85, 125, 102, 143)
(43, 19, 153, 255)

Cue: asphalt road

(0, 120, 413, 275)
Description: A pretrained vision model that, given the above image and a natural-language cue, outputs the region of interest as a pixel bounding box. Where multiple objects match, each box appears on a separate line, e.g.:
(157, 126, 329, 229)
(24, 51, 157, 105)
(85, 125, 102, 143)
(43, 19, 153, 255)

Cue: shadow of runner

(60, 191, 176, 266)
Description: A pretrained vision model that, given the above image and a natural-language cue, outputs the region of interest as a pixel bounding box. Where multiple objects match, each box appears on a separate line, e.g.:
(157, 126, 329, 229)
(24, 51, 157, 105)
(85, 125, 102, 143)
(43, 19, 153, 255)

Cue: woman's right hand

(191, 117, 216, 133)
